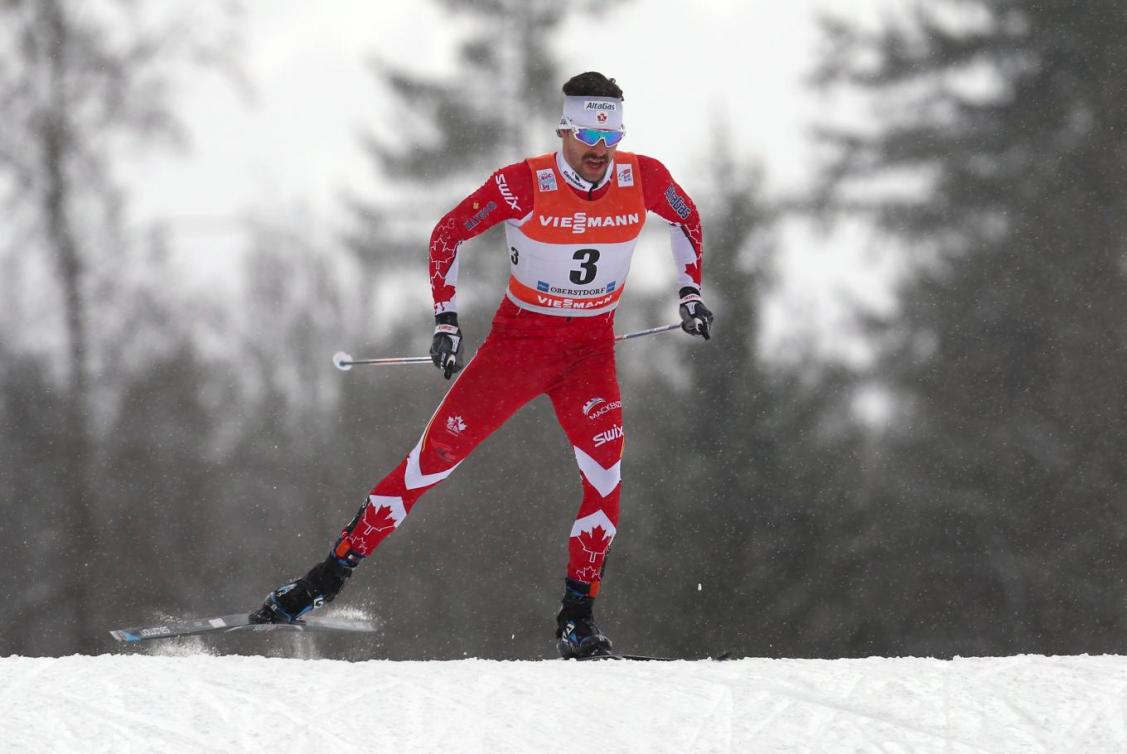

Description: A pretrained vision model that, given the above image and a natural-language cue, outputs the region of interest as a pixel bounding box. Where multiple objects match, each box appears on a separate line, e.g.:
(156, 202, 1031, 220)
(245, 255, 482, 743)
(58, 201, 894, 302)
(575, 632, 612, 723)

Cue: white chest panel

(504, 219, 640, 316)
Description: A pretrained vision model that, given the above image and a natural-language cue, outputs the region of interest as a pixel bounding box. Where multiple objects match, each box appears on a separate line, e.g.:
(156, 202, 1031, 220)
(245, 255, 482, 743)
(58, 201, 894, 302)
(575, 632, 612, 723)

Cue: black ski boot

(251, 543, 361, 624)
(556, 578, 613, 659)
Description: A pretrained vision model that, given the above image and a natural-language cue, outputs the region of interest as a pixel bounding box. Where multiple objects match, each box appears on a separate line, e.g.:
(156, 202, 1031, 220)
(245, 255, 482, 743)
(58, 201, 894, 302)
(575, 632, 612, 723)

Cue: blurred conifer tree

(814, 0, 1127, 654)
(0, 0, 240, 653)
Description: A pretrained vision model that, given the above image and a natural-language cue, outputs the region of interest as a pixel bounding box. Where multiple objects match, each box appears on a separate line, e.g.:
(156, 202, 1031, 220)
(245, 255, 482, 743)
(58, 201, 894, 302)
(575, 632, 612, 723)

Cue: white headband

(560, 95, 624, 131)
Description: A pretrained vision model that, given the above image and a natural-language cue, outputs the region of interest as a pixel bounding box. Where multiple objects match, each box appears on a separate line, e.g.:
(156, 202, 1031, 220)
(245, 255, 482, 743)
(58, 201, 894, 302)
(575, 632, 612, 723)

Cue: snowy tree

(0, 0, 240, 654)
(814, 0, 1127, 653)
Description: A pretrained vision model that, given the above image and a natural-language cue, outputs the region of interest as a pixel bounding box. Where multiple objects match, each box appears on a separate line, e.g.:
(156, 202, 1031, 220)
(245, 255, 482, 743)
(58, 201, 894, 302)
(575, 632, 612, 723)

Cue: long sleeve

(429, 162, 535, 315)
(637, 154, 703, 293)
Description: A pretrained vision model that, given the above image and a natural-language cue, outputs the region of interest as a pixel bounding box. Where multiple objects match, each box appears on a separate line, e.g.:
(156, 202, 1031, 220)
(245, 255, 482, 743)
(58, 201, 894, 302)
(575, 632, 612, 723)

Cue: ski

(574, 650, 734, 662)
(576, 652, 675, 661)
(108, 612, 377, 643)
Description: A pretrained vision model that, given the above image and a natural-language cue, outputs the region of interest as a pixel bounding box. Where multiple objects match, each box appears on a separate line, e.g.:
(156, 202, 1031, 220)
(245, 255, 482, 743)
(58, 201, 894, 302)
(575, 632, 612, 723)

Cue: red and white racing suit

(336, 150, 703, 595)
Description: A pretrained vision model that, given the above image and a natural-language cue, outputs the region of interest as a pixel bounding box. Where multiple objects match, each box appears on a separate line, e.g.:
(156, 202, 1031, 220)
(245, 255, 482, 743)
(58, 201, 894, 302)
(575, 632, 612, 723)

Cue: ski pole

(613, 322, 681, 342)
(332, 353, 431, 371)
(332, 322, 682, 371)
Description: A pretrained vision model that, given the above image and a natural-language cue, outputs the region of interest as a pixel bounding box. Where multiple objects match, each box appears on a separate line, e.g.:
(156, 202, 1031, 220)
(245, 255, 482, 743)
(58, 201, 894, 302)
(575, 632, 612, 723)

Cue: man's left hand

(678, 289, 714, 340)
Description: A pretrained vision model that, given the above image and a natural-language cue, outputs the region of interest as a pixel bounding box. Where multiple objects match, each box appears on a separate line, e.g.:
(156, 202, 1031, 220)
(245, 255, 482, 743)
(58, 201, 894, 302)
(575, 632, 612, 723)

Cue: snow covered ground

(4, 652, 1125, 752)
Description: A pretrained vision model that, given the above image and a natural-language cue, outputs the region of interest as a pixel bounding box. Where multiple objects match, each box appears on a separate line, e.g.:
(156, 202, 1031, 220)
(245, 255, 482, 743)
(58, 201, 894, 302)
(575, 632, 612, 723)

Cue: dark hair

(562, 72, 624, 101)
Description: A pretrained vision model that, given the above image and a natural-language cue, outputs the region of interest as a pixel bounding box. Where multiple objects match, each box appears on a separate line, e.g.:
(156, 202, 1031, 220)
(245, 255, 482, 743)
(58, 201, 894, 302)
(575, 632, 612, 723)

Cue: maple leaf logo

(445, 415, 467, 434)
(359, 504, 398, 537)
(576, 525, 613, 563)
(575, 566, 602, 583)
(596, 112, 607, 124)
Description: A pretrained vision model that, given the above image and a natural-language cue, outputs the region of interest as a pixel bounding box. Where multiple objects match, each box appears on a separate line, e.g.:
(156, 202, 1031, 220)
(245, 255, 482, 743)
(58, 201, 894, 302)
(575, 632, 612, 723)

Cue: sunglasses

(570, 127, 625, 148)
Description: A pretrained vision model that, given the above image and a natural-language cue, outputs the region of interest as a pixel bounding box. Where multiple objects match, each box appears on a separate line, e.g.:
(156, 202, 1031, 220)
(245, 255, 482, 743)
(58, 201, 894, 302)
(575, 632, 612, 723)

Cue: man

(252, 72, 713, 659)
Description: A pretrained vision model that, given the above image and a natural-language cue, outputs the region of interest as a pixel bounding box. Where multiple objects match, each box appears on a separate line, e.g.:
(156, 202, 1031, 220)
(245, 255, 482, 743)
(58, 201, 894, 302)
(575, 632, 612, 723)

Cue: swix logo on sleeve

(592, 425, 624, 447)
(495, 173, 520, 211)
(539, 211, 640, 235)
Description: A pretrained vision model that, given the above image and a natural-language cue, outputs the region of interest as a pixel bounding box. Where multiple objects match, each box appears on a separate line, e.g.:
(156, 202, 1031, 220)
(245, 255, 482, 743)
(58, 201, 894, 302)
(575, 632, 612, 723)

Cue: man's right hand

(430, 312, 464, 379)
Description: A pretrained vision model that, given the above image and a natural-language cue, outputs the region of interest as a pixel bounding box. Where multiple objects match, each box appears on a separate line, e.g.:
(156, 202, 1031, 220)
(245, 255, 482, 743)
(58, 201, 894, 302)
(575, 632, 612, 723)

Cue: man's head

(558, 72, 625, 184)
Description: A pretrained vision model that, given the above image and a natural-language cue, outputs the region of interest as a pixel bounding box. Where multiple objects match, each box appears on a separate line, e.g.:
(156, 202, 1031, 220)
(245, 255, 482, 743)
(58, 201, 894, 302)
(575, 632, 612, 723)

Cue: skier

(252, 71, 713, 659)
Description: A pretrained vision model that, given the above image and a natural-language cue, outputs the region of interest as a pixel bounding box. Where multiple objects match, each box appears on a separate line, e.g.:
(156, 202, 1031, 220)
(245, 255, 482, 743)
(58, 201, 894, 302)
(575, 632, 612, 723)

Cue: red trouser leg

(340, 331, 550, 557)
(547, 341, 623, 596)
(337, 303, 623, 595)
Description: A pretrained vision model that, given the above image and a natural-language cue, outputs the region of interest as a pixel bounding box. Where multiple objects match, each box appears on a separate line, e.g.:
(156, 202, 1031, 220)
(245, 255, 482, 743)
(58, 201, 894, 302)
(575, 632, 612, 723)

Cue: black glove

(430, 312, 464, 379)
(678, 287, 714, 340)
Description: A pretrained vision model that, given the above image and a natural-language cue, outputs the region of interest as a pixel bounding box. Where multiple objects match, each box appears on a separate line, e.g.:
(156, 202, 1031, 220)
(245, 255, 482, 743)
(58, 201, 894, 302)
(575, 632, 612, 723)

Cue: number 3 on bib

(570, 248, 600, 285)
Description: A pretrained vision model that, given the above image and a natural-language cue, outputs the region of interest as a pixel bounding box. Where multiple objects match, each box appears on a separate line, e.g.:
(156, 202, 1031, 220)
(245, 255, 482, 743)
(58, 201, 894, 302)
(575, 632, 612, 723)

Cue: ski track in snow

(4, 654, 1127, 753)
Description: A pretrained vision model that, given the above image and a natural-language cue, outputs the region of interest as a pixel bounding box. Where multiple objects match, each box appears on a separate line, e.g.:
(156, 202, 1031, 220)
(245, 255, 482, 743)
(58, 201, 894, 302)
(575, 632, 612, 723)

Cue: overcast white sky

(128, 0, 897, 365)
